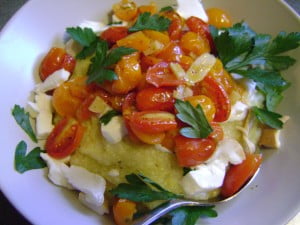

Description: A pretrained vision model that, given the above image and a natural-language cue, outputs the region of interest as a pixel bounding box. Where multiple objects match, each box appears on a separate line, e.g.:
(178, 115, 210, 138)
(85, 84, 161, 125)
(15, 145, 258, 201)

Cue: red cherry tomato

(76, 94, 97, 122)
(168, 19, 183, 40)
(221, 154, 262, 198)
(195, 76, 231, 122)
(136, 87, 175, 112)
(185, 16, 216, 54)
(146, 62, 184, 87)
(209, 122, 224, 142)
(45, 118, 85, 159)
(175, 135, 216, 167)
(122, 92, 137, 120)
(101, 27, 129, 45)
(39, 47, 76, 81)
(129, 111, 177, 134)
(129, 124, 166, 145)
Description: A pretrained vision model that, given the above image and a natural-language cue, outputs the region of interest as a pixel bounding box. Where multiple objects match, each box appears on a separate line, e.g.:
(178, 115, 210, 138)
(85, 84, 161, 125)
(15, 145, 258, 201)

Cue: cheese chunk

(181, 159, 227, 200)
(40, 153, 73, 189)
(64, 166, 107, 215)
(228, 101, 249, 122)
(35, 69, 70, 93)
(101, 116, 127, 144)
(88, 96, 111, 115)
(35, 92, 54, 139)
(176, 0, 208, 22)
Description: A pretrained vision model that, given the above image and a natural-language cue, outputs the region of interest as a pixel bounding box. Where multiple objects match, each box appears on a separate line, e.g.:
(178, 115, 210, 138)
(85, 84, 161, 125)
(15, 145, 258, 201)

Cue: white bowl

(0, 0, 299, 224)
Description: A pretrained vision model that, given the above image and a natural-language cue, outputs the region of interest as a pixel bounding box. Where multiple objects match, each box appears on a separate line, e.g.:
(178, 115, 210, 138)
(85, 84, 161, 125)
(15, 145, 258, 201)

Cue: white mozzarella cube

(79, 193, 108, 215)
(40, 153, 73, 189)
(228, 101, 249, 122)
(64, 165, 106, 214)
(35, 92, 54, 139)
(35, 69, 70, 93)
(176, 0, 208, 22)
(101, 116, 127, 144)
(181, 159, 227, 200)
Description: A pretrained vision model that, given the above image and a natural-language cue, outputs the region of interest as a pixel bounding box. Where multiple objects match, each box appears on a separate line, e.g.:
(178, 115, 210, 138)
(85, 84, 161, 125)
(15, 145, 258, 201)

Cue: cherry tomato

(206, 8, 232, 28)
(39, 47, 75, 81)
(185, 95, 216, 121)
(194, 76, 231, 122)
(52, 76, 90, 117)
(221, 154, 262, 198)
(156, 42, 183, 62)
(122, 92, 137, 120)
(129, 111, 177, 134)
(146, 62, 183, 87)
(140, 54, 162, 72)
(185, 16, 216, 54)
(113, 199, 137, 225)
(138, 4, 157, 14)
(112, 0, 138, 21)
(129, 124, 166, 144)
(45, 118, 85, 159)
(209, 122, 224, 142)
(101, 27, 128, 45)
(136, 87, 175, 112)
(168, 18, 183, 40)
(180, 31, 210, 56)
(75, 94, 97, 122)
(175, 135, 216, 167)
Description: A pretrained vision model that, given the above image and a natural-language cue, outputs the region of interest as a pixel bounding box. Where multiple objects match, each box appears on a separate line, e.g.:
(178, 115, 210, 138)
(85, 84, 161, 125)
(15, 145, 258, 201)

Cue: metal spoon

(133, 168, 260, 225)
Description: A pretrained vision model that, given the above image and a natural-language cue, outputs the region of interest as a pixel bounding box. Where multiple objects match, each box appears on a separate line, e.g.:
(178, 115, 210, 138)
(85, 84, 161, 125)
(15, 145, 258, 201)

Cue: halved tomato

(45, 118, 85, 159)
(175, 135, 216, 167)
(209, 122, 224, 142)
(136, 87, 175, 112)
(146, 62, 183, 87)
(129, 111, 177, 134)
(221, 154, 262, 198)
(194, 76, 231, 122)
(129, 124, 166, 145)
(101, 27, 129, 45)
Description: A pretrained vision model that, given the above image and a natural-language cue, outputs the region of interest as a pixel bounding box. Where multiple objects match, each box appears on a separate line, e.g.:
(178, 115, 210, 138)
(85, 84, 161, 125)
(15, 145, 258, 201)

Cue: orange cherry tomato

(185, 16, 215, 54)
(75, 94, 96, 122)
(206, 8, 232, 28)
(122, 92, 137, 120)
(101, 27, 128, 45)
(136, 87, 175, 112)
(209, 122, 224, 142)
(185, 95, 216, 121)
(52, 76, 90, 118)
(45, 118, 85, 159)
(168, 18, 183, 40)
(138, 4, 157, 14)
(140, 54, 162, 72)
(129, 123, 166, 144)
(113, 0, 138, 21)
(113, 198, 137, 225)
(156, 42, 183, 62)
(175, 135, 216, 167)
(39, 47, 75, 81)
(146, 62, 184, 87)
(194, 76, 231, 122)
(221, 154, 262, 198)
(180, 31, 210, 56)
(129, 111, 177, 134)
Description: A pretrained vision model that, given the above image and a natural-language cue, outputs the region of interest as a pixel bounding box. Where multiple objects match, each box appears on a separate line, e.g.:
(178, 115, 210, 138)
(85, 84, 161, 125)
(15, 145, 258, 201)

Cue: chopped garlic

(170, 63, 186, 80)
(173, 85, 193, 99)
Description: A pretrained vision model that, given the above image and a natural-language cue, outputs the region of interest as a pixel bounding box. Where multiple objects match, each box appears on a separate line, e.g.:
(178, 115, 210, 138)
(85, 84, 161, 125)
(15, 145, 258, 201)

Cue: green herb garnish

(252, 107, 283, 129)
(66, 27, 137, 84)
(129, 12, 171, 32)
(159, 6, 174, 13)
(175, 99, 213, 138)
(12, 105, 37, 143)
(99, 110, 120, 125)
(15, 141, 46, 173)
(211, 22, 300, 127)
(110, 173, 182, 202)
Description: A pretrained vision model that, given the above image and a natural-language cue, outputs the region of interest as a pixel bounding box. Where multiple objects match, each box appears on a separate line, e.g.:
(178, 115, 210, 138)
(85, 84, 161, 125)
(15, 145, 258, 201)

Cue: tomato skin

(129, 124, 166, 144)
(185, 95, 216, 121)
(113, 199, 137, 225)
(122, 92, 137, 120)
(206, 8, 232, 28)
(46, 118, 85, 159)
(156, 42, 183, 63)
(101, 27, 128, 45)
(194, 76, 231, 122)
(129, 111, 177, 134)
(113, 0, 138, 21)
(136, 87, 175, 112)
(168, 19, 183, 40)
(76, 94, 96, 122)
(185, 16, 216, 54)
(146, 62, 183, 87)
(221, 154, 262, 198)
(175, 135, 216, 167)
(39, 47, 75, 81)
(209, 122, 224, 142)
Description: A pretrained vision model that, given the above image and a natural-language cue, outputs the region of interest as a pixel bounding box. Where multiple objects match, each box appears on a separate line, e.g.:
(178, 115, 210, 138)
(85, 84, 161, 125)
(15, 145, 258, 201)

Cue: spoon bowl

(133, 167, 260, 225)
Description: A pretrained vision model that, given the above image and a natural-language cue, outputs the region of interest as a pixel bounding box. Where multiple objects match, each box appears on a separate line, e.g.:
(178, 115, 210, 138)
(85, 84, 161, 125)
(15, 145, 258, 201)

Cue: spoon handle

(132, 199, 213, 225)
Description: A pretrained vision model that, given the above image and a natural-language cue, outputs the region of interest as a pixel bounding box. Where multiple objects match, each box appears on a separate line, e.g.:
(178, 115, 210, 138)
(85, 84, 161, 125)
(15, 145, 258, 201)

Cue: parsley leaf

(14, 141, 46, 173)
(159, 6, 174, 13)
(66, 27, 97, 47)
(103, 46, 137, 67)
(110, 173, 182, 202)
(129, 12, 171, 32)
(12, 105, 37, 143)
(252, 107, 283, 129)
(175, 99, 213, 138)
(99, 110, 120, 125)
